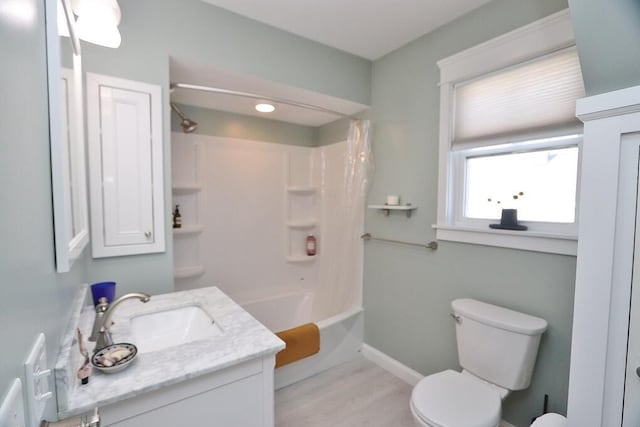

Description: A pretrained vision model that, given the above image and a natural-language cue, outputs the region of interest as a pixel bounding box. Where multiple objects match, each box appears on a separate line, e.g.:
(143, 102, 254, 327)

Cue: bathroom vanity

(55, 286, 285, 426)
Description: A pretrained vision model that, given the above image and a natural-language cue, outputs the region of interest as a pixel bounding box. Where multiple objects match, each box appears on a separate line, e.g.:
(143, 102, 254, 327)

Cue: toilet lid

(411, 370, 501, 427)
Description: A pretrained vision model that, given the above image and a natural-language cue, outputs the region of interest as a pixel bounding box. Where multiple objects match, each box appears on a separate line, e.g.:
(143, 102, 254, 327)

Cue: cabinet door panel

(106, 374, 263, 427)
(100, 87, 153, 246)
(87, 73, 165, 257)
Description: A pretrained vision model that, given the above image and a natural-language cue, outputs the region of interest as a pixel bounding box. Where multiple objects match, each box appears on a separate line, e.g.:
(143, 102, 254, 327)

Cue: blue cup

(90, 282, 116, 306)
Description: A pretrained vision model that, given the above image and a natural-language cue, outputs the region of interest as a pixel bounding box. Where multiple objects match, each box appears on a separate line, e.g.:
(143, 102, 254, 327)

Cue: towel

(275, 323, 320, 368)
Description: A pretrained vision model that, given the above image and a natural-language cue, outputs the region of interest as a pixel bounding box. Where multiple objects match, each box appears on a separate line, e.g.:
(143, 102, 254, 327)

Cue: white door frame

(567, 85, 640, 426)
(622, 134, 640, 426)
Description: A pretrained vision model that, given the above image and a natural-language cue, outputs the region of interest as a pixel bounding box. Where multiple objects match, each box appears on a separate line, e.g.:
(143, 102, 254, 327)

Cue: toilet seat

(411, 370, 501, 427)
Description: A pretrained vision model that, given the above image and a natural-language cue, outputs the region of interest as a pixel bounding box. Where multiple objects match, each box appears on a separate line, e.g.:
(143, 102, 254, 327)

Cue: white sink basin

(130, 305, 223, 353)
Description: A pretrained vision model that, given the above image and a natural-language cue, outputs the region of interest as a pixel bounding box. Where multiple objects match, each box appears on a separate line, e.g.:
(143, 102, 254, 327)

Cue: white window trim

(434, 9, 579, 256)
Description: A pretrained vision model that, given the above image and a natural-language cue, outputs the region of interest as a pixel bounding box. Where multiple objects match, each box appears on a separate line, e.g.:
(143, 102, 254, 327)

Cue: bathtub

(238, 289, 364, 389)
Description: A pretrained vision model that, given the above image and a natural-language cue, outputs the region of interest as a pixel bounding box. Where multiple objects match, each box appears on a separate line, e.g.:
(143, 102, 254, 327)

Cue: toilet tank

(452, 298, 548, 390)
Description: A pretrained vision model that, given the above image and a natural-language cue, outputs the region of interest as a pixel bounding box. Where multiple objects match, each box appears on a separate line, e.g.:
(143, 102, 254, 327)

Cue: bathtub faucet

(94, 292, 151, 350)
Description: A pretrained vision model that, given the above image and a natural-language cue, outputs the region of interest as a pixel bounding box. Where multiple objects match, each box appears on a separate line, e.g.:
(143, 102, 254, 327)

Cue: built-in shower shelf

(286, 186, 317, 195)
(286, 255, 316, 263)
(173, 224, 204, 235)
(286, 220, 317, 229)
(174, 265, 205, 279)
(368, 204, 417, 218)
(173, 183, 203, 194)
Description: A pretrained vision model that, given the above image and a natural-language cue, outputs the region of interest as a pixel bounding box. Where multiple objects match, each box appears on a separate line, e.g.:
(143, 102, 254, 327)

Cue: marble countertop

(55, 285, 285, 418)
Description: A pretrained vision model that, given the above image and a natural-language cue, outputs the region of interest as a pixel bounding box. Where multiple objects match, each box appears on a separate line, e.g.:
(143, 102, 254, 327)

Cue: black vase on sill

(489, 208, 528, 231)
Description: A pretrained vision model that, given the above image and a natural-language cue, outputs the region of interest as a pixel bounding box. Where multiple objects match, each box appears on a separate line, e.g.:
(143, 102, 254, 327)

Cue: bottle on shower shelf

(173, 204, 182, 228)
(306, 234, 317, 256)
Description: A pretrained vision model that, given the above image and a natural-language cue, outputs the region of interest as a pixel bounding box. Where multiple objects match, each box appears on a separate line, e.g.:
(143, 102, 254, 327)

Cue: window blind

(452, 47, 585, 146)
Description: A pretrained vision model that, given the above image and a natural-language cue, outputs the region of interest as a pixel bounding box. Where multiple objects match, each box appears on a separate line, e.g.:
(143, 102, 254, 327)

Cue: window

(435, 10, 584, 255)
(454, 135, 580, 231)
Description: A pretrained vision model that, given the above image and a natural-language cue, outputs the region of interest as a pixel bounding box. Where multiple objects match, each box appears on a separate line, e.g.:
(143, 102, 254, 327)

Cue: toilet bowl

(530, 413, 567, 427)
(410, 299, 548, 427)
(410, 370, 502, 427)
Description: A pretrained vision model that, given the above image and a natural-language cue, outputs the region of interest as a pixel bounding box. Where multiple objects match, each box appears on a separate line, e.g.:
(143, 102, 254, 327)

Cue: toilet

(531, 413, 567, 427)
(410, 298, 549, 427)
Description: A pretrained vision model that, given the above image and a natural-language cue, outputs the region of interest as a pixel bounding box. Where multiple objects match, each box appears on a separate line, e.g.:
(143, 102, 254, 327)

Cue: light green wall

(171, 104, 317, 146)
(83, 0, 370, 104)
(82, 0, 370, 294)
(317, 117, 353, 147)
(366, 1, 574, 425)
(569, 0, 640, 95)
(0, 0, 88, 419)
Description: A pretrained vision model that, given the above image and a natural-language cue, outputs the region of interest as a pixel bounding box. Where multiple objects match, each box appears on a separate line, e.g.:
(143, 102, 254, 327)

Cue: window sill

(433, 224, 577, 256)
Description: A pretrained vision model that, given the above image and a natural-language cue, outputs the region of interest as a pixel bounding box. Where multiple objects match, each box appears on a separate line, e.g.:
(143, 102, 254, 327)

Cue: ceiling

(173, 1, 492, 126)
(201, 0, 493, 60)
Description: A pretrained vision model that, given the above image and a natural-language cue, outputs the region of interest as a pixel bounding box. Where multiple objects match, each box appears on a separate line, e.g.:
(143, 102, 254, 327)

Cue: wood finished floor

(275, 356, 415, 427)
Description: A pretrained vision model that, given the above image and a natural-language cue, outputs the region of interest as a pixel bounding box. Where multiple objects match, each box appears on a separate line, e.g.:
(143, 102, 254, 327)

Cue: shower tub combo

(171, 120, 372, 388)
(238, 289, 364, 389)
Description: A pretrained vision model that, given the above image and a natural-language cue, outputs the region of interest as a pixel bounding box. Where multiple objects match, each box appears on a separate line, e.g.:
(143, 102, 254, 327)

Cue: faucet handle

(96, 297, 109, 312)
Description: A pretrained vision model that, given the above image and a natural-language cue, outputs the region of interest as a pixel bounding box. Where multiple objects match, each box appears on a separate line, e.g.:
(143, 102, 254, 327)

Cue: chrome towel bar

(361, 233, 438, 250)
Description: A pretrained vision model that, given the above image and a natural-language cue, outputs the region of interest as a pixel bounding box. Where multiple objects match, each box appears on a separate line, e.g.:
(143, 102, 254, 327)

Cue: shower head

(180, 117, 198, 133)
(170, 102, 198, 133)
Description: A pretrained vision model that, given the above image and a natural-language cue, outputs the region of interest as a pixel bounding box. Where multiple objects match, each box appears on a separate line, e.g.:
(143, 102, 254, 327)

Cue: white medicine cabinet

(46, 0, 90, 272)
(86, 73, 165, 258)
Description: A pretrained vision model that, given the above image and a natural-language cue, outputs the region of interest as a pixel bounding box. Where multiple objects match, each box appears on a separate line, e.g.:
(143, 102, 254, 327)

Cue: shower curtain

(318, 119, 374, 315)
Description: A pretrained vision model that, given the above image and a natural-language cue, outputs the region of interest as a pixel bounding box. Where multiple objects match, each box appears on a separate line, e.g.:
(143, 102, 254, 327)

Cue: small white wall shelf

(287, 186, 317, 195)
(284, 152, 319, 262)
(173, 224, 205, 235)
(173, 183, 203, 195)
(286, 255, 317, 264)
(171, 136, 205, 286)
(286, 220, 317, 229)
(174, 265, 205, 279)
(368, 204, 418, 218)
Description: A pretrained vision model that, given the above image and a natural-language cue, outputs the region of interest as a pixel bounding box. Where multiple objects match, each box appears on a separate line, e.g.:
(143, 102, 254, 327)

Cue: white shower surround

(172, 132, 365, 381)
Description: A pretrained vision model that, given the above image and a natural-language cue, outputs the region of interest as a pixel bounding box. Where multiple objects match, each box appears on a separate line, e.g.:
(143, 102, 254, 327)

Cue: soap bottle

(306, 234, 317, 256)
(173, 205, 182, 228)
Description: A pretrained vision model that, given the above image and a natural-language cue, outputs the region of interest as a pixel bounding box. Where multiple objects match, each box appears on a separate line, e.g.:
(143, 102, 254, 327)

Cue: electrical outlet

(0, 379, 26, 427)
(24, 334, 52, 427)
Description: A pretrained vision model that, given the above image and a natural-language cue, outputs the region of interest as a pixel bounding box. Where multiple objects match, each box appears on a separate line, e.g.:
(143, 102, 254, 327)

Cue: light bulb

(255, 103, 276, 113)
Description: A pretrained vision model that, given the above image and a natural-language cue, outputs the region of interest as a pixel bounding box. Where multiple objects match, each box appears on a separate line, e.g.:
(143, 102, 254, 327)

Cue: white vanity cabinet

(55, 287, 285, 427)
(100, 358, 275, 427)
(86, 73, 165, 258)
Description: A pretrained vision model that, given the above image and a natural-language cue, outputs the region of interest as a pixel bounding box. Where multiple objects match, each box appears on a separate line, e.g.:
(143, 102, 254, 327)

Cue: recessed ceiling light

(255, 103, 275, 113)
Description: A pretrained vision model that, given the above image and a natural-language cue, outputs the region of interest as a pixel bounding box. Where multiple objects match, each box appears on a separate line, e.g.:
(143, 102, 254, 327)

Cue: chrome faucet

(89, 297, 110, 342)
(94, 293, 151, 350)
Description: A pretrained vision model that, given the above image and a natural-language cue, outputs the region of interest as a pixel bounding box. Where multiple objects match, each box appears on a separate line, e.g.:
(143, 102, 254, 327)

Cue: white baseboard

(360, 344, 424, 386)
(361, 344, 519, 427)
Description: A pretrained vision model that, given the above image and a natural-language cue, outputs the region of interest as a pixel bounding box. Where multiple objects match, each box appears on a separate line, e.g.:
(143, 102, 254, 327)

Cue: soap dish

(92, 343, 138, 374)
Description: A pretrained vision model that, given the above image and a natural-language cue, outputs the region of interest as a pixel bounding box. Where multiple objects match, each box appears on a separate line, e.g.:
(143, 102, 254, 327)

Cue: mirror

(46, 0, 89, 272)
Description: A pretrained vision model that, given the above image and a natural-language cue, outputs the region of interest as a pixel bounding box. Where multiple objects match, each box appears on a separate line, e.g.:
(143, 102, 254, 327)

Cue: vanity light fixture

(72, 0, 122, 48)
(0, 0, 36, 27)
(255, 103, 276, 113)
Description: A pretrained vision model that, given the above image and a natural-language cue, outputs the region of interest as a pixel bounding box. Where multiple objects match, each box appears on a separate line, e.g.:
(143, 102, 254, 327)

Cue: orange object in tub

(275, 323, 320, 368)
